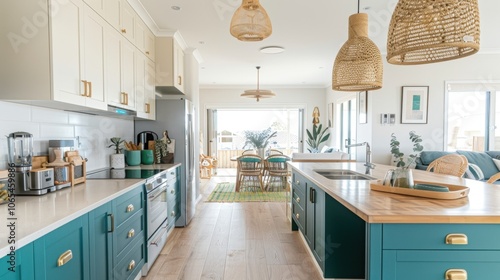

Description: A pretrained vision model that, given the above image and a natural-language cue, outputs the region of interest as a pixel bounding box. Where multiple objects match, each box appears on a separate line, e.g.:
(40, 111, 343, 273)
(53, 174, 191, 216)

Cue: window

(445, 82, 500, 151)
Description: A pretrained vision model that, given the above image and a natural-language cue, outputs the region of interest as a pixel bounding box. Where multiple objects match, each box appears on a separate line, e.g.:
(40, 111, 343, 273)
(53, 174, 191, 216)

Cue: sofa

(416, 150, 500, 183)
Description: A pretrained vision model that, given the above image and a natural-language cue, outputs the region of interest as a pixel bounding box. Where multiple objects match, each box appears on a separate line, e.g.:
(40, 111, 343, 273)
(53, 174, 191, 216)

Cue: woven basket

(332, 13, 383, 92)
(387, 0, 480, 65)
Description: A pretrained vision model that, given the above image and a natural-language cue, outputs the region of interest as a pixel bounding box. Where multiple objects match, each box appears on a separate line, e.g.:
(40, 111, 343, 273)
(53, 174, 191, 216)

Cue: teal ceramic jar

(125, 150, 141, 166)
(141, 150, 154, 165)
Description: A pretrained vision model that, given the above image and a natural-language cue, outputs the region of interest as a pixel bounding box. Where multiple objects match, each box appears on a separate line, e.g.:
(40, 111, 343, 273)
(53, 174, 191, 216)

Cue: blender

(7, 132, 55, 195)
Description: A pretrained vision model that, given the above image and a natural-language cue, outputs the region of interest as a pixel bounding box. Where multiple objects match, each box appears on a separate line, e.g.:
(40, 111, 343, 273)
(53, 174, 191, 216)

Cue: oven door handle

(151, 225, 169, 246)
(148, 184, 168, 201)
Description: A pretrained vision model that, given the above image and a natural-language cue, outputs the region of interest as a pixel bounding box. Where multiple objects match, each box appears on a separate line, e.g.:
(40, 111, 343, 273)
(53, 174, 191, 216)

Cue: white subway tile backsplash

(40, 124, 75, 138)
(0, 101, 31, 122)
(32, 107, 69, 124)
(0, 103, 133, 172)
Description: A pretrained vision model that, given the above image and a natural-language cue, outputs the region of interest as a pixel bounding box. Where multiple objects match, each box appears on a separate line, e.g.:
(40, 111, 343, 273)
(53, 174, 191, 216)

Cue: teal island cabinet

(289, 161, 500, 280)
(0, 243, 34, 280)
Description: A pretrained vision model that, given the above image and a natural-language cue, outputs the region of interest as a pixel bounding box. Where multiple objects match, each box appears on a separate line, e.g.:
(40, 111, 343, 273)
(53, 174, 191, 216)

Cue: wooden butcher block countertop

(289, 161, 500, 224)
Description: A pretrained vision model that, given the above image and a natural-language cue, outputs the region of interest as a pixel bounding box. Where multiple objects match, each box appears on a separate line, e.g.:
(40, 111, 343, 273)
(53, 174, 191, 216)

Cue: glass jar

(392, 168, 414, 188)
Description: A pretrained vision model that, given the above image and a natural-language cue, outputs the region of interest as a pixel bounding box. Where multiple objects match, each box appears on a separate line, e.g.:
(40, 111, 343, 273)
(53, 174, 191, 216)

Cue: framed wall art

(401, 86, 429, 124)
(359, 91, 367, 124)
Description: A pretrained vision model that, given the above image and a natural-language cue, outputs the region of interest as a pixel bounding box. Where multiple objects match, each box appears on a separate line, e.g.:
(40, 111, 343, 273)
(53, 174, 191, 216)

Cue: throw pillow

(456, 150, 499, 179)
(464, 163, 485, 180)
(492, 158, 500, 171)
(320, 145, 331, 153)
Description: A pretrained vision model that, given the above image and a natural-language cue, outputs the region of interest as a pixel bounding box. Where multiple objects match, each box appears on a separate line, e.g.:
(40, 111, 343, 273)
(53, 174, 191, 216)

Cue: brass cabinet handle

(88, 81, 92, 97)
(128, 229, 135, 238)
(445, 233, 468, 245)
(177, 75, 182, 86)
(171, 211, 175, 216)
(295, 180, 300, 185)
(125, 93, 129, 105)
(121, 28, 127, 34)
(171, 189, 175, 194)
(120, 92, 126, 104)
(57, 250, 73, 267)
(145, 103, 150, 113)
(126, 204, 134, 212)
(127, 260, 135, 271)
(445, 269, 467, 280)
(81, 80, 88, 96)
(295, 213, 299, 220)
(296, 197, 300, 203)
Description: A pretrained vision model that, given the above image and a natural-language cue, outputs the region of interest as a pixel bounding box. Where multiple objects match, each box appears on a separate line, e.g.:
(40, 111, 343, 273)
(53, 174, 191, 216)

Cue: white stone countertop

(0, 163, 180, 257)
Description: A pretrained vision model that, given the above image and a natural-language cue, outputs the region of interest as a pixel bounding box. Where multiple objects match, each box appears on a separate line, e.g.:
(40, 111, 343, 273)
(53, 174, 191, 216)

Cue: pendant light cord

(256, 66, 260, 91)
(357, 0, 360, 13)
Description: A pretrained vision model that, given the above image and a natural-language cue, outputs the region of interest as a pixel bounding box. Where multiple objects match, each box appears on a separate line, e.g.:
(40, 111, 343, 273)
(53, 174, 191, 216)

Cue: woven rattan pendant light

(241, 66, 275, 102)
(230, 0, 272, 41)
(332, 1, 383, 92)
(387, 0, 480, 65)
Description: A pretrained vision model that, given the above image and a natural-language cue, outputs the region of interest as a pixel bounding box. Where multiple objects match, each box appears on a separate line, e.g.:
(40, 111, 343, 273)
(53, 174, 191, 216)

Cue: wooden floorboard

(142, 176, 323, 280)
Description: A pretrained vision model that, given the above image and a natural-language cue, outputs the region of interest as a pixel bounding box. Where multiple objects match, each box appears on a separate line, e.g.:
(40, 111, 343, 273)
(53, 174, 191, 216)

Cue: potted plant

(306, 124, 330, 153)
(242, 128, 277, 158)
(108, 137, 125, 168)
(389, 131, 423, 188)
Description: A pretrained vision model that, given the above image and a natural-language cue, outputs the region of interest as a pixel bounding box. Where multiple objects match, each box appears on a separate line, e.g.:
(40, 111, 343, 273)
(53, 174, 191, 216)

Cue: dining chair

(236, 154, 264, 192)
(242, 149, 257, 155)
(268, 149, 283, 155)
(264, 154, 290, 191)
(426, 154, 469, 177)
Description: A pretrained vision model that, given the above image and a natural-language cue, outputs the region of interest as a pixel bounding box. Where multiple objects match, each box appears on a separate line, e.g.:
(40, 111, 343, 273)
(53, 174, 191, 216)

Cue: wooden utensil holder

(65, 151, 87, 186)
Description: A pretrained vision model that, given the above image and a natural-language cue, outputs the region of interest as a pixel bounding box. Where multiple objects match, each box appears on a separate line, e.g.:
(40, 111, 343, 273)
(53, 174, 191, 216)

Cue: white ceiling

(137, 0, 500, 88)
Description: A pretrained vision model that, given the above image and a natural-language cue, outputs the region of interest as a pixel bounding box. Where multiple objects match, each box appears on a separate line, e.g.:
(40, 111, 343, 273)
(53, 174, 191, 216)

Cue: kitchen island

(289, 161, 500, 280)
(0, 163, 180, 279)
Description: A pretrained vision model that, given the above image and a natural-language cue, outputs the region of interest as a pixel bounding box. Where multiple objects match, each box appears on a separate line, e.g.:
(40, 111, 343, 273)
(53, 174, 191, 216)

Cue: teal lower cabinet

(89, 186, 146, 280)
(88, 202, 113, 280)
(0, 243, 34, 280)
(33, 215, 90, 280)
(291, 171, 365, 279)
(382, 250, 500, 280)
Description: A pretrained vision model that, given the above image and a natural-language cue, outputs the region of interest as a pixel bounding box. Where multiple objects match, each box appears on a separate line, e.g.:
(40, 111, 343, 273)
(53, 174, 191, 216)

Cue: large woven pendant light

(230, 0, 272, 41)
(332, 1, 383, 92)
(241, 66, 276, 102)
(387, 0, 480, 65)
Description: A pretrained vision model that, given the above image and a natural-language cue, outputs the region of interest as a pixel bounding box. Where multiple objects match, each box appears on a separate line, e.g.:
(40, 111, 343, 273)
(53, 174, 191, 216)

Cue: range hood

(64, 105, 137, 120)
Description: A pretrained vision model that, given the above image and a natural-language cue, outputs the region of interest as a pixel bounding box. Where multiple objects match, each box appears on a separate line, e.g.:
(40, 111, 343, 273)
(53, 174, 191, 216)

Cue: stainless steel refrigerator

(135, 98, 196, 226)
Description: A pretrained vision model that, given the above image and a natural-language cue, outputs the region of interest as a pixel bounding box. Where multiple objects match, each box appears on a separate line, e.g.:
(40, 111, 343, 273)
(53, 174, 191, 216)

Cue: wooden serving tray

(370, 180, 469, 200)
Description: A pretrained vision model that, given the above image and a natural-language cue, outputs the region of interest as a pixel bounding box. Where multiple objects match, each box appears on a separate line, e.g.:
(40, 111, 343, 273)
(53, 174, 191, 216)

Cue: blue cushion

(419, 151, 454, 165)
(486, 151, 500, 160)
(456, 150, 500, 179)
(267, 157, 289, 162)
(239, 157, 261, 162)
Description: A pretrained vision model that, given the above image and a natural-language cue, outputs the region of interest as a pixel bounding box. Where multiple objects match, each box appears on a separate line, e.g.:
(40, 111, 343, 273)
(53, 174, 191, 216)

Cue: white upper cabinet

(1, 0, 106, 111)
(119, 0, 136, 43)
(155, 37, 185, 95)
(135, 53, 156, 120)
(135, 19, 155, 61)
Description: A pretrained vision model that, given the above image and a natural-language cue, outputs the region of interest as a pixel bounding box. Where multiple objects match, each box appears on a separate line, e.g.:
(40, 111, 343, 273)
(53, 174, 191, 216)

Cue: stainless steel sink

(314, 169, 375, 180)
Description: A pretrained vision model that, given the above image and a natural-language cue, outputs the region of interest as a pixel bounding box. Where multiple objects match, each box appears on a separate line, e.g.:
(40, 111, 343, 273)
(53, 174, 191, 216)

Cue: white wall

(199, 87, 328, 153)
(0, 101, 133, 172)
(328, 53, 500, 165)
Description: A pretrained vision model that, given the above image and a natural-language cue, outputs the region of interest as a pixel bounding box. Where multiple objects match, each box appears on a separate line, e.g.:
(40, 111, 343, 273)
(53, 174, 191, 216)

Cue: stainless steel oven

(142, 170, 169, 275)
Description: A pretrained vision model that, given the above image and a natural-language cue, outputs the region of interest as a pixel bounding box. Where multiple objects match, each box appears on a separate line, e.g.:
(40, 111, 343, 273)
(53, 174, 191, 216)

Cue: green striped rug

(206, 182, 287, 202)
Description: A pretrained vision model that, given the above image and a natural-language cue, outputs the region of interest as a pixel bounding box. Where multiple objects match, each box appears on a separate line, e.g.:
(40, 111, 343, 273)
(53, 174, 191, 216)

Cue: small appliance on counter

(46, 149, 71, 190)
(7, 132, 56, 195)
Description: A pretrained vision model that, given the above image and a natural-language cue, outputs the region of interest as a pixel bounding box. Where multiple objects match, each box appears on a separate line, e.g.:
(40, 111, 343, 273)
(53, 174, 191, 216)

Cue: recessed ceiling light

(171, 6, 181, 11)
(260, 46, 285, 54)
(199, 41, 205, 45)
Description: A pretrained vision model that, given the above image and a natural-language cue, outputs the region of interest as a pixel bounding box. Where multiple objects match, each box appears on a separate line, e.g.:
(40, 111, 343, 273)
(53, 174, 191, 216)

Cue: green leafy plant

(242, 128, 277, 149)
(390, 131, 424, 169)
(306, 124, 330, 153)
(108, 137, 125, 154)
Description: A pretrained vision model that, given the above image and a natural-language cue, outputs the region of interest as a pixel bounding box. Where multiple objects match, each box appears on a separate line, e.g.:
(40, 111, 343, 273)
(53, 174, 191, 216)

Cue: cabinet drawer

(166, 180, 177, 202)
(292, 188, 305, 210)
(292, 172, 306, 194)
(292, 198, 305, 233)
(166, 168, 177, 182)
(115, 210, 145, 261)
(114, 238, 145, 280)
(383, 250, 500, 280)
(114, 187, 144, 226)
(383, 224, 500, 250)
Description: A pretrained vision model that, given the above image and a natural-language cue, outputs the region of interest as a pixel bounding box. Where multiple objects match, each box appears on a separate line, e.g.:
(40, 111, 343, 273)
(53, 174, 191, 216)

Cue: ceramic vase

(110, 153, 125, 169)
